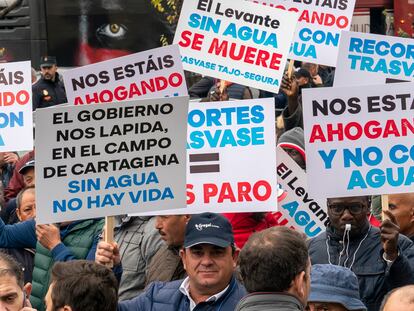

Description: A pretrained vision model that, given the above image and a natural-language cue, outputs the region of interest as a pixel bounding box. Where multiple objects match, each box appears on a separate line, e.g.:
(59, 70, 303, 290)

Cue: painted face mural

(46, 0, 182, 66)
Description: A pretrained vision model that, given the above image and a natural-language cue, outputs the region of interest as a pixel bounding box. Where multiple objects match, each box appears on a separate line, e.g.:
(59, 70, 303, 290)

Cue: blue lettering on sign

(281, 200, 322, 237)
(348, 55, 414, 77)
(187, 127, 264, 149)
(129, 187, 174, 203)
(87, 193, 125, 208)
(53, 198, 83, 213)
(290, 42, 317, 59)
(347, 166, 414, 190)
(187, 105, 266, 149)
(318, 149, 337, 169)
(298, 28, 339, 47)
(343, 147, 383, 168)
(188, 13, 221, 34)
(348, 37, 414, 59)
(222, 23, 278, 48)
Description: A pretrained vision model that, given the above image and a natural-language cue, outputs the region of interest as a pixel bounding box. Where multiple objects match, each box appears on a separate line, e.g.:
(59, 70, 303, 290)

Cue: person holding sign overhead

(0, 198, 104, 311)
(308, 195, 414, 311)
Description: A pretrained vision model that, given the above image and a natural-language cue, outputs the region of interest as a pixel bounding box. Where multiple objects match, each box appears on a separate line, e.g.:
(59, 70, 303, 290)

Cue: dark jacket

(118, 276, 246, 311)
(235, 293, 304, 311)
(32, 72, 67, 110)
(145, 244, 186, 286)
(308, 224, 414, 311)
(114, 216, 163, 300)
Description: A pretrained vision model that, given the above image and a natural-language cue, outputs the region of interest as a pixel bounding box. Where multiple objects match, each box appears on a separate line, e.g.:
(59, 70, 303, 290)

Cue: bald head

(381, 285, 414, 311)
(388, 193, 414, 238)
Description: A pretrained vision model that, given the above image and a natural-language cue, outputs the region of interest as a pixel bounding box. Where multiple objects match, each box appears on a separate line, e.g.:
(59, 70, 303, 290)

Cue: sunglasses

(327, 202, 366, 216)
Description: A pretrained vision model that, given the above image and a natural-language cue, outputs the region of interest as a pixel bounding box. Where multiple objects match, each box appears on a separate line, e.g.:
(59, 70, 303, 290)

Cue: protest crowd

(1, 0, 414, 311)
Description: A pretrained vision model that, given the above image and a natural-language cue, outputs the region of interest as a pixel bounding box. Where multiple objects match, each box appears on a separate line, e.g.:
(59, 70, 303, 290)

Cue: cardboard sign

(62, 45, 187, 105)
(302, 82, 414, 198)
(173, 0, 298, 93)
(276, 147, 327, 238)
(250, 0, 356, 66)
(0, 61, 32, 151)
(136, 97, 277, 215)
(35, 97, 189, 224)
(335, 31, 414, 87)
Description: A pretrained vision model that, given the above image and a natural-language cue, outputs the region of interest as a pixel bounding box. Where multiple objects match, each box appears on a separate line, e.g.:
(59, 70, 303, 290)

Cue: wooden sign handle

(287, 59, 294, 79)
(104, 216, 115, 268)
(381, 194, 389, 221)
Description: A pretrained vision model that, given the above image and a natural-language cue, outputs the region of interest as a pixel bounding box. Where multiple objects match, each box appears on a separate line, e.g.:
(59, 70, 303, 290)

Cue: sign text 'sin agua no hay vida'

(35, 96, 188, 224)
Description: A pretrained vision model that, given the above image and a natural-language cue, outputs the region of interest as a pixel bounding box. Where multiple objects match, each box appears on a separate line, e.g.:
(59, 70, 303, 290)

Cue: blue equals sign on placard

(189, 153, 220, 174)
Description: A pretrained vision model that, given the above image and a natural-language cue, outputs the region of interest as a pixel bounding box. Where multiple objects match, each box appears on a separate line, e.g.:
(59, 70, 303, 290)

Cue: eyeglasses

(327, 202, 366, 216)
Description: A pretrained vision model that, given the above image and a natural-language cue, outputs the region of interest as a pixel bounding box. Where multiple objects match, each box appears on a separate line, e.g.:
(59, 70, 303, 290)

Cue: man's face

(155, 215, 188, 247)
(296, 76, 309, 86)
(388, 193, 414, 237)
(308, 302, 348, 311)
(17, 191, 36, 222)
(327, 196, 370, 236)
(0, 273, 25, 311)
(180, 244, 238, 296)
(23, 168, 35, 187)
(283, 147, 306, 170)
(40, 65, 58, 81)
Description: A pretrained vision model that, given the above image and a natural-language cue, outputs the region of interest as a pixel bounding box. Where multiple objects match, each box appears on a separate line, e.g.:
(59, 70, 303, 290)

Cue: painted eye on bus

(96, 23, 127, 39)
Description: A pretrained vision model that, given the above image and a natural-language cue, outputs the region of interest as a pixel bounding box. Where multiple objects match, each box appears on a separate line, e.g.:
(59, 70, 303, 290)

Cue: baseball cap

(184, 212, 234, 248)
(19, 160, 35, 175)
(40, 56, 57, 67)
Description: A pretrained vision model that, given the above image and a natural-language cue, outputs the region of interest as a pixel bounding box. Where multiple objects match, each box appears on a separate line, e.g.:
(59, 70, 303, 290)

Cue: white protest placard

(0, 61, 32, 151)
(334, 31, 414, 87)
(35, 96, 189, 224)
(173, 0, 298, 93)
(302, 82, 414, 198)
(135, 98, 277, 215)
(276, 146, 327, 238)
(62, 45, 187, 105)
(250, 0, 356, 66)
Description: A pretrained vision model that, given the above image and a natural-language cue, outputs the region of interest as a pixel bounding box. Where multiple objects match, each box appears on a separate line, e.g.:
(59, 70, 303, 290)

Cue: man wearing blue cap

(308, 264, 367, 311)
(117, 212, 246, 311)
(32, 56, 67, 110)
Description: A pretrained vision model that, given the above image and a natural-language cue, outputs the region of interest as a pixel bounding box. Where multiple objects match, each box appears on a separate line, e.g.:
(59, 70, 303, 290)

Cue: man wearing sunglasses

(308, 195, 414, 311)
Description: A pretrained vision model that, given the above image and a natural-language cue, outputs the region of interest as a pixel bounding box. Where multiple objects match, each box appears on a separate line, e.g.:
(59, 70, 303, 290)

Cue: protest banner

(0, 61, 32, 151)
(334, 31, 414, 87)
(276, 146, 327, 238)
(62, 45, 187, 105)
(35, 96, 188, 224)
(249, 0, 356, 66)
(136, 97, 277, 215)
(173, 0, 298, 93)
(302, 82, 414, 198)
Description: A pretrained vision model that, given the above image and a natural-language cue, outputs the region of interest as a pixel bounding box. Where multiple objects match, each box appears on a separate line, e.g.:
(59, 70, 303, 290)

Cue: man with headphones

(308, 195, 414, 311)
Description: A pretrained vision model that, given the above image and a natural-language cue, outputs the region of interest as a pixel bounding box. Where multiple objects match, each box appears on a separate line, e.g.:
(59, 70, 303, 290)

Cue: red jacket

(223, 212, 279, 249)
(4, 150, 34, 202)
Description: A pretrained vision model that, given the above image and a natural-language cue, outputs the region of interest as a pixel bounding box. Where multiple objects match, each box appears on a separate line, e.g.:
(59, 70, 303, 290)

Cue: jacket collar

(238, 292, 304, 310)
